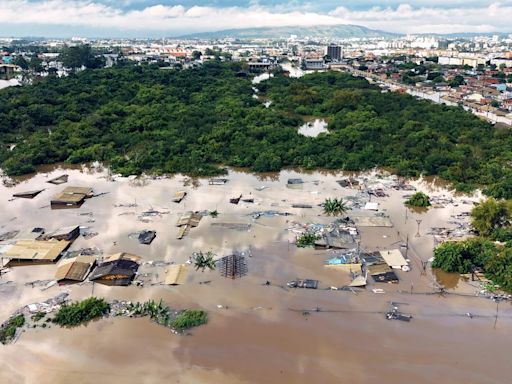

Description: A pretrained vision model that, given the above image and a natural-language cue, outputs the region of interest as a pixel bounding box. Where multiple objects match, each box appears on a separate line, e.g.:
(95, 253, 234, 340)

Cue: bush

(0, 314, 25, 344)
(405, 192, 431, 207)
(171, 310, 208, 330)
(52, 297, 110, 327)
(296, 233, 320, 248)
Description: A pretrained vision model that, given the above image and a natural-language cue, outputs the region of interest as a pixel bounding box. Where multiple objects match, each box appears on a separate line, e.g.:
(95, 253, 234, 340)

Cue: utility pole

(415, 219, 422, 237)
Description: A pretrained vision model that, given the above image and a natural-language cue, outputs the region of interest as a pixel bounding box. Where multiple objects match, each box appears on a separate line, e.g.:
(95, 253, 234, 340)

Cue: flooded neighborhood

(0, 165, 510, 384)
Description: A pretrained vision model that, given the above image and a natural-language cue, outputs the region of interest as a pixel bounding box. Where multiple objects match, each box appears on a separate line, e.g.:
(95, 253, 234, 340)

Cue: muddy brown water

(0, 166, 509, 384)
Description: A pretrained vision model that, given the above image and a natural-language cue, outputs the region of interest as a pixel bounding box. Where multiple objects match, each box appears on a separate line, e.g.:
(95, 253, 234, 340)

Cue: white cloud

(0, 1, 510, 35)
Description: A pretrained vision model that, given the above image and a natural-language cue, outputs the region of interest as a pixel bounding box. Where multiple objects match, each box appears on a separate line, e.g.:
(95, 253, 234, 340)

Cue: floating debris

(138, 230, 156, 245)
(287, 279, 319, 289)
(47, 174, 68, 185)
(250, 210, 291, 219)
(12, 189, 45, 199)
(211, 222, 251, 231)
(172, 191, 187, 203)
(209, 178, 229, 185)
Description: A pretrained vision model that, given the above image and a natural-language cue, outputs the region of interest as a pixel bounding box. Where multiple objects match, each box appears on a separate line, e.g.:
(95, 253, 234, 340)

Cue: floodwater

(298, 119, 329, 137)
(0, 166, 510, 384)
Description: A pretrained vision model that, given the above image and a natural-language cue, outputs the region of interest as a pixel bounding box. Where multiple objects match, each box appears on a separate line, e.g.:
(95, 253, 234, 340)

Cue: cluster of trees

(59, 45, 105, 70)
(1, 62, 512, 198)
(471, 198, 512, 241)
(433, 198, 512, 291)
(433, 238, 512, 292)
(405, 192, 431, 207)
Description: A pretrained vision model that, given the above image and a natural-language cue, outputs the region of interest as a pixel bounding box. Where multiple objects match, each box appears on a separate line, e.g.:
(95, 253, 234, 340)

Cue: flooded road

(0, 166, 509, 384)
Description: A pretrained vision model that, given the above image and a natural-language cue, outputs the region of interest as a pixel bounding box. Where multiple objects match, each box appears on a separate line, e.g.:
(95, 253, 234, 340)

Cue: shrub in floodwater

(52, 297, 110, 327)
(296, 233, 320, 248)
(322, 198, 349, 216)
(31, 312, 46, 322)
(0, 314, 25, 344)
(171, 310, 208, 330)
(405, 192, 431, 207)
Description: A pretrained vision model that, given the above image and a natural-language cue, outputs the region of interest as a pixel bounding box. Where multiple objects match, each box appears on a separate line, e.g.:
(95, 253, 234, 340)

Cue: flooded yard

(0, 165, 509, 384)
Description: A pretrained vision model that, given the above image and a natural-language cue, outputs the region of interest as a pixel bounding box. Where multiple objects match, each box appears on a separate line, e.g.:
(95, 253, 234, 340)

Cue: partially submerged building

(172, 191, 187, 203)
(89, 252, 141, 286)
(12, 189, 44, 199)
(176, 211, 202, 239)
(55, 255, 96, 284)
(51, 186, 94, 209)
(47, 174, 69, 185)
(1, 239, 70, 265)
(164, 264, 190, 285)
(45, 225, 80, 241)
(362, 252, 399, 283)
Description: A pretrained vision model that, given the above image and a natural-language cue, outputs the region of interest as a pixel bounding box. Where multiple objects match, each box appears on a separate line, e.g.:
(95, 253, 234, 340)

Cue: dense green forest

(1, 61, 511, 197)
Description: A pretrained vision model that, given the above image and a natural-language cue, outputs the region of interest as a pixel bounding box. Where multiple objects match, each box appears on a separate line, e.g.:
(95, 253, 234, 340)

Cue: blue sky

(0, 1, 510, 38)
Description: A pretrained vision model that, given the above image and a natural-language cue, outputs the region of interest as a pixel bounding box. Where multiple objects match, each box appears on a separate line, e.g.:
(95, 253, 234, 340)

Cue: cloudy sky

(0, 0, 511, 37)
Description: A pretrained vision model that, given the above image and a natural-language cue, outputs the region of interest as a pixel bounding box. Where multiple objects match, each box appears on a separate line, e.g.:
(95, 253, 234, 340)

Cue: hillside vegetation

(1, 61, 511, 198)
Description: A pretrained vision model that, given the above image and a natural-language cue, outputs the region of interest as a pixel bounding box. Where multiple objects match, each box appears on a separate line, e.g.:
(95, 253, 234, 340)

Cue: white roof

(379, 249, 408, 268)
(363, 202, 379, 211)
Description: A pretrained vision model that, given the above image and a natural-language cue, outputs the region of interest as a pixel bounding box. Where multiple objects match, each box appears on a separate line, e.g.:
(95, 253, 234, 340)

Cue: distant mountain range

(178, 25, 400, 40)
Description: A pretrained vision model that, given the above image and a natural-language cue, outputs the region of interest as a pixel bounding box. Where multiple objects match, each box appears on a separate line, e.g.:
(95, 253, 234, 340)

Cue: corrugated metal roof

(164, 264, 189, 285)
(106, 252, 142, 263)
(176, 211, 202, 227)
(3, 239, 70, 261)
(379, 249, 408, 268)
(55, 256, 96, 282)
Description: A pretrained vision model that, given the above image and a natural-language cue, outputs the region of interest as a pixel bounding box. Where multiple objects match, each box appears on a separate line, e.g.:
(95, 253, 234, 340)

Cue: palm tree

(193, 251, 217, 272)
(323, 198, 349, 216)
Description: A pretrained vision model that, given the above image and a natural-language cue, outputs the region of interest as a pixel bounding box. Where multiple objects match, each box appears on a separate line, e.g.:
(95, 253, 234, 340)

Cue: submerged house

(176, 211, 202, 239)
(51, 186, 94, 209)
(45, 225, 80, 241)
(1, 239, 70, 265)
(89, 252, 141, 286)
(164, 264, 190, 285)
(172, 191, 187, 203)
(362, 252, 399, 283)
(55, 255, 96, 284)
(12, 189, 45, 199)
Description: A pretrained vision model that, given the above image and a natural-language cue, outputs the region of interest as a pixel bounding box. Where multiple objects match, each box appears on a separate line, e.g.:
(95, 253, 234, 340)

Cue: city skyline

(0, 1, 511, 38)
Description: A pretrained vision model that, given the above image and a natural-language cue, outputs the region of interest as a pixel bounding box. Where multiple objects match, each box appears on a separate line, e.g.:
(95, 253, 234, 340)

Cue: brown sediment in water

(0, 167, 509, 384)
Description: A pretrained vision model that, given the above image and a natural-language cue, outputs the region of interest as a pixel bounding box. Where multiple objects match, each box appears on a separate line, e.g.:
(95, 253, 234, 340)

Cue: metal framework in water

(217, 254, 248, 279)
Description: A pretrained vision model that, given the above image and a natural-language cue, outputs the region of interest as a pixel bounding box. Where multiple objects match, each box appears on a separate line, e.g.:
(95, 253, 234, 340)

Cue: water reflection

(298, 119, 329, 137)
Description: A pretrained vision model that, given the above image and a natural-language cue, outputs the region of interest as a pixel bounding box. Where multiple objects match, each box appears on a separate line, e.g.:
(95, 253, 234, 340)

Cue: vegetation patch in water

(405, 192, 431, 207)
(127, 300, 208, 331)
(296, 233, 321, 248)
(0, 314, 25, 344)
(52, 297, 110, 327)
(171, 310, 208, 331)
(433, 198, 512, 292)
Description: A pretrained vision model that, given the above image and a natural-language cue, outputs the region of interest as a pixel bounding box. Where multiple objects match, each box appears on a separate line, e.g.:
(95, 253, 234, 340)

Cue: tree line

(0, 61, 511, 199)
